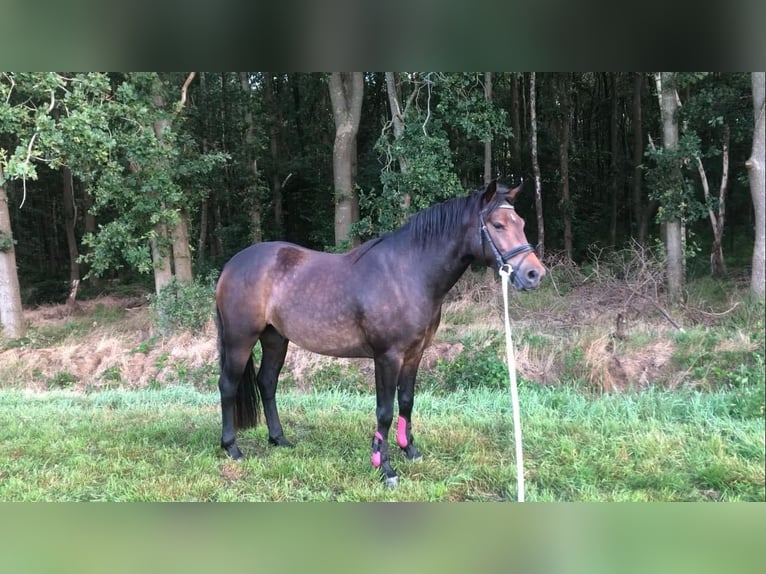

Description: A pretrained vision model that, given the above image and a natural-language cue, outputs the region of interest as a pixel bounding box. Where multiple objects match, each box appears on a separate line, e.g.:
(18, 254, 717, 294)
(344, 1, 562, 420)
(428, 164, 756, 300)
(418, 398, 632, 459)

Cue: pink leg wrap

(397, 416, 408, 448)
(371, 431, 384, 467)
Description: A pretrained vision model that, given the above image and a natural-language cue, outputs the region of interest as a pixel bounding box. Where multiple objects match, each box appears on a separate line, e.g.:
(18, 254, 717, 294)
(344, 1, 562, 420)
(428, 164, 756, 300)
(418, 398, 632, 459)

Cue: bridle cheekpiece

(479, 202, 535, 283)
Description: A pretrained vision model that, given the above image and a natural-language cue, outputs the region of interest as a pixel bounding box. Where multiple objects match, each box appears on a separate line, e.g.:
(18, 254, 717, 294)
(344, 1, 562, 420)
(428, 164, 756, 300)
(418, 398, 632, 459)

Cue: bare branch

(696, 154, 717, 229)
(422, 73, 432, 137)
(47, 88, 56, 113)
(179, 72, 197, 109)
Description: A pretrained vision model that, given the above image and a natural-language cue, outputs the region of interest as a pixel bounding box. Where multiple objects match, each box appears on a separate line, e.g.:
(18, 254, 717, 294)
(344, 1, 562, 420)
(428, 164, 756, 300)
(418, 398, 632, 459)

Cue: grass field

(1, 384, 763, 501)
(1, 262, 764, 502)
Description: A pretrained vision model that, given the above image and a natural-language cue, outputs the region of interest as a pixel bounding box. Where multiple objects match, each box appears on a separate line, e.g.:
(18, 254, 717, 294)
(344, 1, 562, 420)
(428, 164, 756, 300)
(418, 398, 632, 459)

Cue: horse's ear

(481, 179, 498, 205)
(509, 182, 523, 201)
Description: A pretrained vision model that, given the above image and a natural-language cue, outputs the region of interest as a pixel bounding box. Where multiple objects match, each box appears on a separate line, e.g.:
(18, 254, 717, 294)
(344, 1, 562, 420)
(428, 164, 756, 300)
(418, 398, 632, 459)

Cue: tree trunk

(197, 198, 208, 261)
(0, 167, 26, 338)
(747, 72, 765, 299)
(529, 73, 545, 259)
(171, 209, 193, 283)
(150, 225, 173, 295)
(510, 73, 522, 177)
(609, 73, 619, 248)
(659, 72, 685, 302)
(558, 74, 573, 260)
(151, 79, 193, 286)
(632, 73, 650, 244)
(483, 72, 493, 185)
(150, 86, 176, 293)
(384, 72, 411, 213)
(262, 73, 283, 234)
(212, 195, 223, 258)
(240, 72, 263, 243)
(329, 72, 364, 247)
(198, 72, 212, 259)
(61, 166, 80, 307)
(696, 124, 729, 276)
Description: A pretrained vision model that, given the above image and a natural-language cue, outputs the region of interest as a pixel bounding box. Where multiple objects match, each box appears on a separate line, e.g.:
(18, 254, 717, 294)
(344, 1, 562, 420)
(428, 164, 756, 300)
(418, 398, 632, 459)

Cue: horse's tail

(216, 305, 260, 430)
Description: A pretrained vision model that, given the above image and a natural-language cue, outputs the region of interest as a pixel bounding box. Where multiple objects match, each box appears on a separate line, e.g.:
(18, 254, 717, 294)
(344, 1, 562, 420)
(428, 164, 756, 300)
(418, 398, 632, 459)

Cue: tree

(747, 72, 765, 299)
(383, 72, 414, 213)
(631, 72, 652, 245)
(483, 72, 493, 185)
(61, 166, 80, 307)
(556, 73, 573, 260)
(0, 72, 104, 337)
(608, 73, 620, 248)
(370, 73, 463, 236)
(0, 164, 26, 337)
(329, 72, 364, 246)
(240, 72, 263, 244)
(509, 73, 523, 177)
(694, 124, 729, 276)
(529, 72, 545, 258)
(262, 73, 285, 236)
(658, 72, 685, 302)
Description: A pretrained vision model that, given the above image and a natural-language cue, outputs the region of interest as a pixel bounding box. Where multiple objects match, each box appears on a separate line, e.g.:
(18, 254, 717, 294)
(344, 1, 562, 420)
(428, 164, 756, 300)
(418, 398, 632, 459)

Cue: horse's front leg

(371, 351, 403, 487)
(396, 360, 422, 462)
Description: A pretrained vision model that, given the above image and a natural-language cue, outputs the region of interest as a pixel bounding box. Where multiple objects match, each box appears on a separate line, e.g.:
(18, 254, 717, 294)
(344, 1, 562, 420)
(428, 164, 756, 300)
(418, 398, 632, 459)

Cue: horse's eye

(492, 223, 504, 230)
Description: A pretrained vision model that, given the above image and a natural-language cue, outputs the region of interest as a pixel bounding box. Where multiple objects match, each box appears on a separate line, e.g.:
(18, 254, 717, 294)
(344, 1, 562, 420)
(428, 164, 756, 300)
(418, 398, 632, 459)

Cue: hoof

(222, 442, 244, 461)
(383, 475, 399, 489)
(401, 444, 422, 461)
(268, 435, 294, 448)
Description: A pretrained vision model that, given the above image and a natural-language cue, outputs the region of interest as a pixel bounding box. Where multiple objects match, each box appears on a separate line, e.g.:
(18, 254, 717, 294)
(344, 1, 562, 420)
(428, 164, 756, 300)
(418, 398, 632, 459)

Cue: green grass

(1, 384, 762, 501)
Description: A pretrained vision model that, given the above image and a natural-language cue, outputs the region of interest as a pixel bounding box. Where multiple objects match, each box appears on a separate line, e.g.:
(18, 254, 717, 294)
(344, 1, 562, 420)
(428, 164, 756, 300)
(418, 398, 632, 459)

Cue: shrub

(148, 271, 218, 335)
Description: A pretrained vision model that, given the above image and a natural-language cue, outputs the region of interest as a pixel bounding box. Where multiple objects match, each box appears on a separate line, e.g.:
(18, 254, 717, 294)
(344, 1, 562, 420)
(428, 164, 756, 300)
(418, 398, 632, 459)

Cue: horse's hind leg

(219, 342, 257, 460)
(257, 326, 292, 447)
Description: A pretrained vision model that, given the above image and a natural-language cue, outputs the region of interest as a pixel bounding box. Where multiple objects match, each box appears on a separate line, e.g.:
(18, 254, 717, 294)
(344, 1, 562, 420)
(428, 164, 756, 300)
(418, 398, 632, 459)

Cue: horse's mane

(400, 192, 480, 245)
(348, 186, 512, 264)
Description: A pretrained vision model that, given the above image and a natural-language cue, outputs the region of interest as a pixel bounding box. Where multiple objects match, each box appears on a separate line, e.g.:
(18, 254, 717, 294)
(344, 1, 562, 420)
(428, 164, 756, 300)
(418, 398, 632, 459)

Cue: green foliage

(361, 72, 508, 236)
(1, 72, 228, 281)
(430, 336, 511, 392)
(308, 362, 368, 394)
(644, 133, 709, 224)
(365, 115, 462, 235)
(46, 371, 78, 389)
(148, 272, 218, 335)
(0, 229, 16, 252)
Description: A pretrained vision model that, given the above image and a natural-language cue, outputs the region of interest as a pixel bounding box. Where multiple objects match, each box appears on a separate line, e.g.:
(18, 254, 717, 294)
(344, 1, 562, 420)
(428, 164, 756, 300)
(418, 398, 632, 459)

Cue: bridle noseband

(479, 204, 535, 282)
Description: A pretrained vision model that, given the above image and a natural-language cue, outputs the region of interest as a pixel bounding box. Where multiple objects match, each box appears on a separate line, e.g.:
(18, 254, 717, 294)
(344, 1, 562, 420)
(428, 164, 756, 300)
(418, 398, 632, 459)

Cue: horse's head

(476, 180, 546, 290)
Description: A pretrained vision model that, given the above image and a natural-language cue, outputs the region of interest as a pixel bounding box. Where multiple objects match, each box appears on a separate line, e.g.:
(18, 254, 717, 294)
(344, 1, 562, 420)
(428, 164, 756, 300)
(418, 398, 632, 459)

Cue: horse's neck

(412, 238, 473, 301)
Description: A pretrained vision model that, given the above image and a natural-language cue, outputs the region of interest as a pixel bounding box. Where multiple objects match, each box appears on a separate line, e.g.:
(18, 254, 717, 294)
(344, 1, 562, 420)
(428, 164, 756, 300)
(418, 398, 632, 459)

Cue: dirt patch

(420, 342, 465, 370)
(604, 339, 676, 391)
(0, 288, 710, 394)
(1, 296, 218, 391)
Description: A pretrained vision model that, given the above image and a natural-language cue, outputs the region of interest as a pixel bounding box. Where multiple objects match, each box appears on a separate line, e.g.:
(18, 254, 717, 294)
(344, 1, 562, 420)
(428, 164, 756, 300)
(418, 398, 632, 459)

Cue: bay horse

(214, 180, 545, 486)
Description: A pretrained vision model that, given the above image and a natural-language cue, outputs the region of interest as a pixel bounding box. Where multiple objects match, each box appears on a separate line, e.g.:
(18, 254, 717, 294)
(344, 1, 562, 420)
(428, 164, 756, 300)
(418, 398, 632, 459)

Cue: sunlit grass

(1, 385, 762, 502)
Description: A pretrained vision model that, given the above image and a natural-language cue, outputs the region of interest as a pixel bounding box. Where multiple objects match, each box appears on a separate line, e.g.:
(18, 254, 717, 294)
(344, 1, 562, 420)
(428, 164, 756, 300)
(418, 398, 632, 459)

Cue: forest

(0, 72, 763, 338)
(0, 72, 764, 502)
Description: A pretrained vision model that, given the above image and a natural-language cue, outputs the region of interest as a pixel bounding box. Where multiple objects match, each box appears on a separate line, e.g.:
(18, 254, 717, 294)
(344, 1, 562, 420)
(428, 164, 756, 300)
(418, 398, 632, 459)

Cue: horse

(214, 179, 545, 487)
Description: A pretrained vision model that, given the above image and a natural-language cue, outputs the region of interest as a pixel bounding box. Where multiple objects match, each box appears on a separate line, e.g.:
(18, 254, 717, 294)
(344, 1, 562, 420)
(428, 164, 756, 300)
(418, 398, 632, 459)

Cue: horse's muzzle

(513, 261, 545, 290)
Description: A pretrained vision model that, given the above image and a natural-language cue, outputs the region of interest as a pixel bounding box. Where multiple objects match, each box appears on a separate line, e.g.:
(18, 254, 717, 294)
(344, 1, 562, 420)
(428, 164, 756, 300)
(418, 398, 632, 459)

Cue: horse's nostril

(526, 268, 541, 286)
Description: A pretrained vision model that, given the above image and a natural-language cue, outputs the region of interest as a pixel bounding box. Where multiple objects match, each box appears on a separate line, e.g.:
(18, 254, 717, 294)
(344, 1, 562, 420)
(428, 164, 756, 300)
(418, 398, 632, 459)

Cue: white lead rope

(498, 264, 525, 502)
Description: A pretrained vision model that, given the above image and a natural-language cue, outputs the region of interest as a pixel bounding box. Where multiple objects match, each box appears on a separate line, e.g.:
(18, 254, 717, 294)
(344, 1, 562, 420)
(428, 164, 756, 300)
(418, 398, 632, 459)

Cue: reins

(478, 198, 530, 502)
(498, 263, 525, 503)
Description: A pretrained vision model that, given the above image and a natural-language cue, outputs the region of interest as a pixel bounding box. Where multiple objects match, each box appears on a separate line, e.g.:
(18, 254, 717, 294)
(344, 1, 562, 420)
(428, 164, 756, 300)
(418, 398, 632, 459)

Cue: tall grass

(1, 385, 762, 501)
